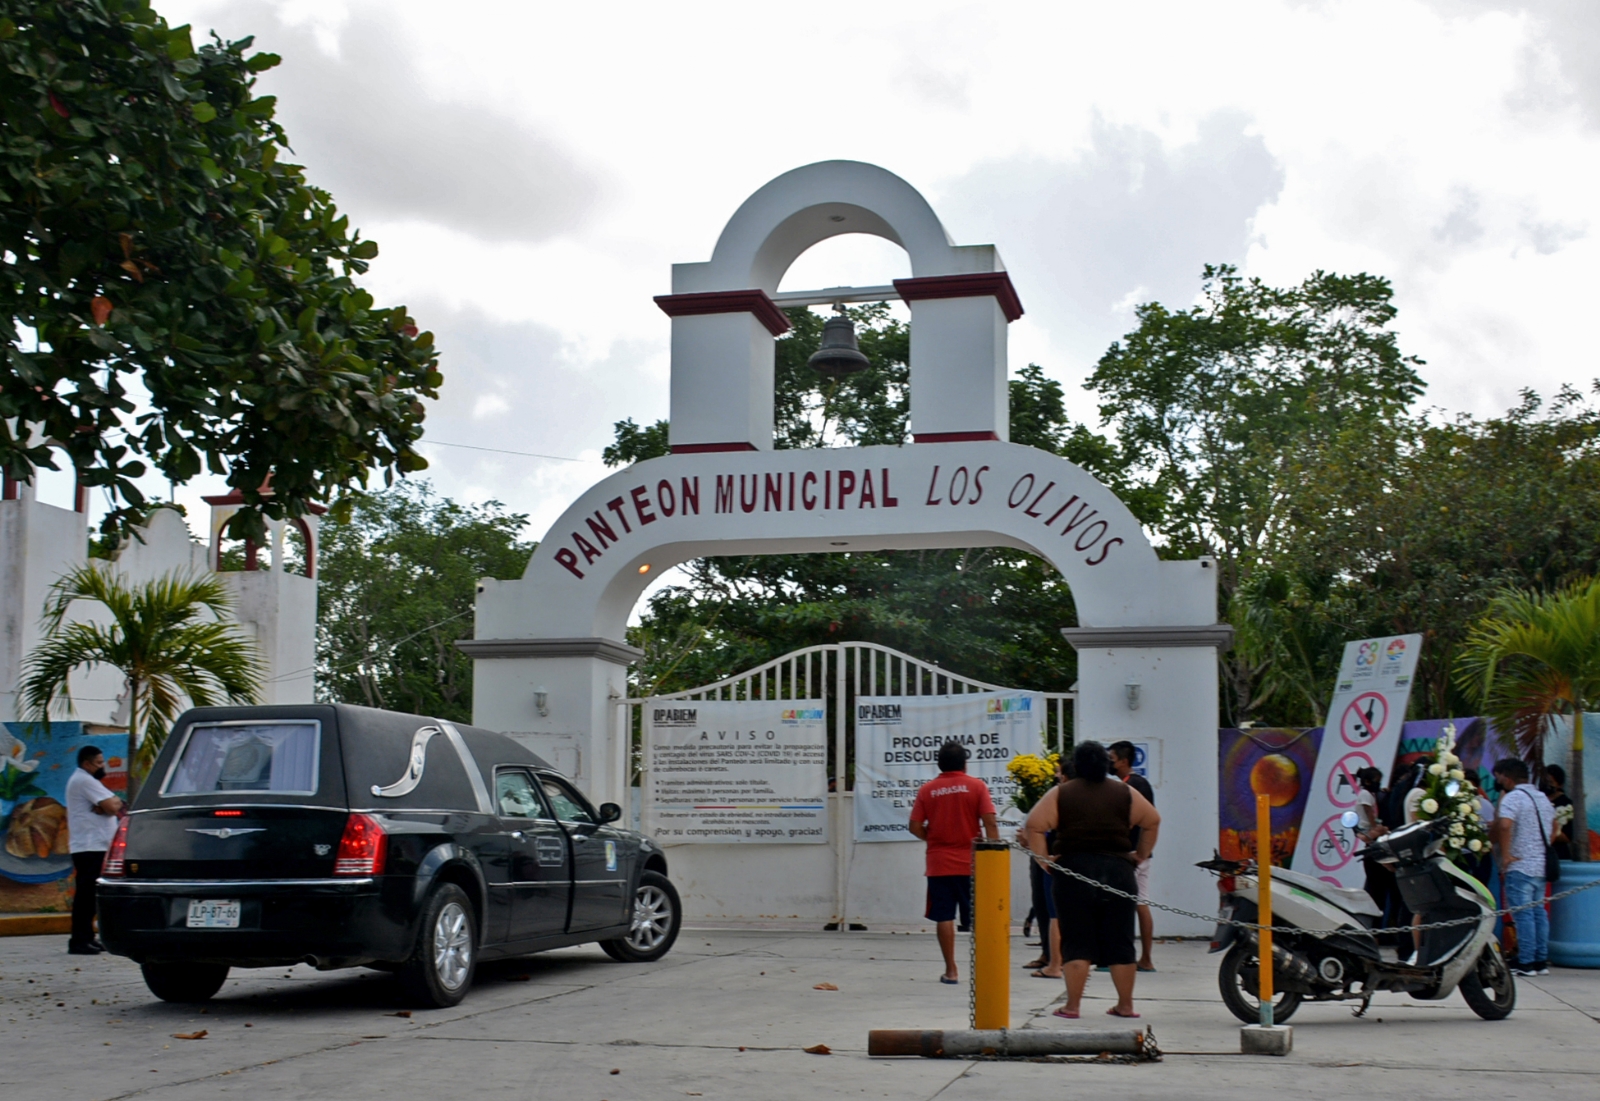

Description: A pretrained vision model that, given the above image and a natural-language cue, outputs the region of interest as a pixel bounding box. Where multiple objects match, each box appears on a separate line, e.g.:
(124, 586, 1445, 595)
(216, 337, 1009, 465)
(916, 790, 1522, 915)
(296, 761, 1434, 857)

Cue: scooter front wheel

(1218, 941, 1303, 1024)
(1459, 945, 1515, 1020)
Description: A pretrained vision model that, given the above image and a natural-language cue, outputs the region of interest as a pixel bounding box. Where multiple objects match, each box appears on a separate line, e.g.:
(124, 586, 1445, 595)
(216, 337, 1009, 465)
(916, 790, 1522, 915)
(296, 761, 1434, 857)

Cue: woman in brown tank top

(1023, 741, 1160, 1019)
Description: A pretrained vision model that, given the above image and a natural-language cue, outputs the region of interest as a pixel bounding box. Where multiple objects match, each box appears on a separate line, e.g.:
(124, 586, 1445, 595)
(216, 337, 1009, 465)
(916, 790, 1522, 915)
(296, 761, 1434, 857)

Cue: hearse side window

(163, 722, 320, 796)
(539, 776, 595, 825)
(496, 770, 550, 819)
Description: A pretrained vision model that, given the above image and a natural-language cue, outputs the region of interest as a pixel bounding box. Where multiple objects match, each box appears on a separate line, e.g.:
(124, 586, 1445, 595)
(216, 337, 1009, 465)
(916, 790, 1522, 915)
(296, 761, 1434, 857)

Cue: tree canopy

(1, 0, 438, 543)
(315, 481, 533, 723)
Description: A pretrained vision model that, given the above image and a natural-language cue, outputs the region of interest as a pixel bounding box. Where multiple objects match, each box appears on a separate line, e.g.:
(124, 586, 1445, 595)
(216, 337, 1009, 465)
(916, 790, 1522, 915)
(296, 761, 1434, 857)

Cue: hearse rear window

(162, 722, 321, 796)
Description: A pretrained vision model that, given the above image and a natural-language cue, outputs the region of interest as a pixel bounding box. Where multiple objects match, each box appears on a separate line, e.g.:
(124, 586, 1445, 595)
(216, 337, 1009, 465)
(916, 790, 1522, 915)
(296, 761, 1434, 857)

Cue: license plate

(186, 899, 241, 929)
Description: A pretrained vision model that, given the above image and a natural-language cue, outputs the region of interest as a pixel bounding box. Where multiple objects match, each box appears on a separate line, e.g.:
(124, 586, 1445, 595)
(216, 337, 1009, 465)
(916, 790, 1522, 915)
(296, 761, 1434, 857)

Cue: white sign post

(854, 693, 1042, 841)
(642, 699, 828, 843)
(1291, 634, 1423, 886)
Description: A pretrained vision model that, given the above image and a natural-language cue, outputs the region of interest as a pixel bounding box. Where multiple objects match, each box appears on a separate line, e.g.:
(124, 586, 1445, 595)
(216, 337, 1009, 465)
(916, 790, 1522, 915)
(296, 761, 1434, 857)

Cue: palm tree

(18, 566, 264, 800)
(1455, 577, 1600, 862)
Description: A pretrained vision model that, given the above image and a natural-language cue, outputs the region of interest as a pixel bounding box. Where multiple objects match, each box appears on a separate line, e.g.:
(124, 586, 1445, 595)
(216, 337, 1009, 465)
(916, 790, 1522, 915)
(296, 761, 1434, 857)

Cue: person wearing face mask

(65, 746, 124, 955)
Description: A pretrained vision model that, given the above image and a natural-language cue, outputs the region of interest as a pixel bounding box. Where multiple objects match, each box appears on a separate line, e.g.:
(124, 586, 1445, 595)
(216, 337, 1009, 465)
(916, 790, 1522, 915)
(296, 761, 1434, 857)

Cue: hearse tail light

(102, 819, 130, 877)
(213, 809, 244, 817)
(334, 813, 387, 876)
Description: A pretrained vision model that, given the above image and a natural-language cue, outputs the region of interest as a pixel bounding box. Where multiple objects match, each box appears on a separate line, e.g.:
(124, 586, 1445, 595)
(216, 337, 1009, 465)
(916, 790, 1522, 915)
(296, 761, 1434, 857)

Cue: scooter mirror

(1444, 780, 1461, 798)
(1340, 811, 1360, 829)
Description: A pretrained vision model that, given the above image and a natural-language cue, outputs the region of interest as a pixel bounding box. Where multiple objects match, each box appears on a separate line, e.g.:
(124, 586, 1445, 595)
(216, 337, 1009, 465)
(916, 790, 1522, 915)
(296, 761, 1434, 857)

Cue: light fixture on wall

(807, 303, 871, 377)
(534, 688, 549, 718)
(1125, 683, 1141, 711)
(637, 563, 650, 575)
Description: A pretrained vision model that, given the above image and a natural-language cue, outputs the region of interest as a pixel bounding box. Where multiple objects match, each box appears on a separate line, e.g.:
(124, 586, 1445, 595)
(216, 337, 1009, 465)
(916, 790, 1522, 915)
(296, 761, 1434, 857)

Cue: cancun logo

(1385, 638, 1407, 662)
(782, 709, 825, 722)
(986, 697, 1032, 714)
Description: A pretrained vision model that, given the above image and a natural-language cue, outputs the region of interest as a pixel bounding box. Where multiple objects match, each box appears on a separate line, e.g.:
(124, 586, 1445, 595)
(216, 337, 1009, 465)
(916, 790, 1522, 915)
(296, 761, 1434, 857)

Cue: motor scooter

(1200, 797, 1514, 1022)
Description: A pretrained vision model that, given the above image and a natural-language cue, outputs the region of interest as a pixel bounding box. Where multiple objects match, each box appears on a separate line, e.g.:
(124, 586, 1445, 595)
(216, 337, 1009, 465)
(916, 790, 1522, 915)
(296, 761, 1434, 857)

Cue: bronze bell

(807, 307, 871, 377)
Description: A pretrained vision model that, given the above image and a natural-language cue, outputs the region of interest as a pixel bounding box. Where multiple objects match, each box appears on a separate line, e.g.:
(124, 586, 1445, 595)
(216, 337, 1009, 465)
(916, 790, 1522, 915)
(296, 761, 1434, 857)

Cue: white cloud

(151, 0, 1600, 544)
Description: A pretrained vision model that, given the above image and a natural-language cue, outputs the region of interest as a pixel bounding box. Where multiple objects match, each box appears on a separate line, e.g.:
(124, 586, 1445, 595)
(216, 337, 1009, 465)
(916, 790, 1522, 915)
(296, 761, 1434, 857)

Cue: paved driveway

(2, 930, 1595, 1099)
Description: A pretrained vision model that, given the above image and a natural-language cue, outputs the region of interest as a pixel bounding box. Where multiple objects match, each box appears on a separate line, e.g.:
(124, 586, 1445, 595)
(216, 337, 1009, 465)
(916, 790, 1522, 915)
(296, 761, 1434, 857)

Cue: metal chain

(1007, 841, 1600, 938)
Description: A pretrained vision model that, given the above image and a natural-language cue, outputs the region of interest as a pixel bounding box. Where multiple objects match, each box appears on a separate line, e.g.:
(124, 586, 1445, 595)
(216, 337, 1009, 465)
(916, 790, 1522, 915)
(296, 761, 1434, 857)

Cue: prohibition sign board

(1310, 813, 1357, 872)
(1327, 750, 1376, 809)
(1340, 692, 1389, 748)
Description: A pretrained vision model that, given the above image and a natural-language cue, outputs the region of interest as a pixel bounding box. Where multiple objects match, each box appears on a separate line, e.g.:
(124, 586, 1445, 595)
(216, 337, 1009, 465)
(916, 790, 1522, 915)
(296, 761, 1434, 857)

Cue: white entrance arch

(465, 161, 1231, 928)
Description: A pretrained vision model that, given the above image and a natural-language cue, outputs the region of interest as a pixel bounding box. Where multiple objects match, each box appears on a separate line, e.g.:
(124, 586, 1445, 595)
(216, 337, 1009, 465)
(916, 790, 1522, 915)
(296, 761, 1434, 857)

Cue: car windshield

(163, 722, 320, 795)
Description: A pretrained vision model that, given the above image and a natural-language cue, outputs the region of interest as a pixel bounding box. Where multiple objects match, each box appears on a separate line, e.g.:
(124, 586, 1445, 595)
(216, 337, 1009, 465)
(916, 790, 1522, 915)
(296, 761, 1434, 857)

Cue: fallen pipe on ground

(868, 1028, 1145, 1058)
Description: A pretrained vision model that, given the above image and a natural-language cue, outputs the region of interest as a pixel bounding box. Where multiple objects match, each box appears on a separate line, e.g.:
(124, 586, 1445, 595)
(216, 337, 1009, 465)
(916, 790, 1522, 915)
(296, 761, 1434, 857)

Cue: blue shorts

(926, 875, 971, 925)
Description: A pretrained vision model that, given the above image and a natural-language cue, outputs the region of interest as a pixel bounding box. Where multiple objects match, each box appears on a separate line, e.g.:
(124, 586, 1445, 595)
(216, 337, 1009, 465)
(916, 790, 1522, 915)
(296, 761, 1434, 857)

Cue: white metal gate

(616, 642, 1075, 926)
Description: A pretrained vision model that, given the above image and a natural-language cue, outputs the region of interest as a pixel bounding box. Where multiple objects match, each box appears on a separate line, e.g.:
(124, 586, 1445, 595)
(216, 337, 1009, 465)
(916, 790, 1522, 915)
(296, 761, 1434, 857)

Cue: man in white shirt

(65, 746, 123, 955)
(1491, 757, 1556, 976)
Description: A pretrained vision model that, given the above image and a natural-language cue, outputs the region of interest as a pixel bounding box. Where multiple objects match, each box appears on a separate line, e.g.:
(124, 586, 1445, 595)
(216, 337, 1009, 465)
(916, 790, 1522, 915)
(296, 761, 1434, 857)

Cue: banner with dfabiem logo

(1290, 634, 1423, 885)
(643, 699, 828, 844)
(854, 693, 1042, 842)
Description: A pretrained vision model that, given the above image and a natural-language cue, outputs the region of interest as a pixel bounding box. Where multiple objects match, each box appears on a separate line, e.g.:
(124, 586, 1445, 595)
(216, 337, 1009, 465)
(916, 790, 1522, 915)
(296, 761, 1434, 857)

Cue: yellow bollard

(1256, 793, 1274, 1027)
(971, 839, 1011, 1030)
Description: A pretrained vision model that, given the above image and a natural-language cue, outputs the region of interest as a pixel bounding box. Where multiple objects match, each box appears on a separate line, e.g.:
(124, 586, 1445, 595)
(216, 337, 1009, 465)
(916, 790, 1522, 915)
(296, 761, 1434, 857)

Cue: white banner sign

(643, 699, 828, 843)
(1291, 634, 1423, 886)
(854, 693, 1041, 842)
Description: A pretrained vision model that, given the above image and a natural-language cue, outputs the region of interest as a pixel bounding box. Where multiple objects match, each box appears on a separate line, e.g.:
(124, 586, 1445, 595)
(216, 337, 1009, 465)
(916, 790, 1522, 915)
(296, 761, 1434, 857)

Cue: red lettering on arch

(555, 548, 584, 578)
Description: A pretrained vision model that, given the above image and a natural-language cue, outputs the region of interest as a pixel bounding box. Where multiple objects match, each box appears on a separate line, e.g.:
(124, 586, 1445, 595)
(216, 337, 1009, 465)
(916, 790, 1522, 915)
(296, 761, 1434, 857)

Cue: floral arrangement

(1413, 723, 1488, 862)
(1554, 804, 1575, 830)
(1007, 752, 1060, 813)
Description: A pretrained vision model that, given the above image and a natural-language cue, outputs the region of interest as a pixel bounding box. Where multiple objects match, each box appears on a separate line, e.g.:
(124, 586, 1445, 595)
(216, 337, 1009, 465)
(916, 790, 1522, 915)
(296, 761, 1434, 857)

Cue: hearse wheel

(141, 961, 229, 1003)
(600, 871, 681, 963)
(399, 883, 477, 1008)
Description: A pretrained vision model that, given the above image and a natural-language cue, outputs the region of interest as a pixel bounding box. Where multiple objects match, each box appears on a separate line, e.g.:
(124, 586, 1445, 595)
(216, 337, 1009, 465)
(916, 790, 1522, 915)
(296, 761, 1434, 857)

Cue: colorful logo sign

(1385, 638, 1407, 662)
(781, 709, 825, 722)
(986, 697, 1032, 714)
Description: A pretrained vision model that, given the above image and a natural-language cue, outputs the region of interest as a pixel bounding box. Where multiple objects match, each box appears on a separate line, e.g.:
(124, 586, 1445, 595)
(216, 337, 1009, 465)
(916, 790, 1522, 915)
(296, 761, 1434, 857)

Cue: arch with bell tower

(465, 160, 1231, 929)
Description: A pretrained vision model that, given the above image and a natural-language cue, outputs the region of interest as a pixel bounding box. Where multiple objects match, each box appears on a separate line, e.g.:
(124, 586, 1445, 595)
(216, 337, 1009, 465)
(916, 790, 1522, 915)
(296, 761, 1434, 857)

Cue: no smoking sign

(1339, 692, 1388, 747)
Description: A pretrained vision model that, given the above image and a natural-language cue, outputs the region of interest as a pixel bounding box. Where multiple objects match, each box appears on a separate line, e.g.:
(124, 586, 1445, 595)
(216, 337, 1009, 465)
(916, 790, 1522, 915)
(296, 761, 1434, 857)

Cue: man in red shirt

(909, 741, 999, 984)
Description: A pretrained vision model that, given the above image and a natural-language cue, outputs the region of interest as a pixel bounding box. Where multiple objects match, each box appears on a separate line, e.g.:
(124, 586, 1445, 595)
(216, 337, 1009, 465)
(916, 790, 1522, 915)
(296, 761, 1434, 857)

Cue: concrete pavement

(1, 928, 1595, 1099)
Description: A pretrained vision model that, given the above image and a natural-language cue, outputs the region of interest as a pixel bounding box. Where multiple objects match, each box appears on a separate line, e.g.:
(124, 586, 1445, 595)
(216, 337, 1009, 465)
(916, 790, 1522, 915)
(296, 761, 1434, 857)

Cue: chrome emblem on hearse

(314, 844, 332, 856)
(186, 828, 266, 839)
(371, 724, 441, 798)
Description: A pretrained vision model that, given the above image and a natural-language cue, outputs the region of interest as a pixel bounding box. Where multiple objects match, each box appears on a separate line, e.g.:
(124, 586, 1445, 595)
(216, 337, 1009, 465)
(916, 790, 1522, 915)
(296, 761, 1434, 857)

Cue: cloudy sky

(52, 0, 1600, 548)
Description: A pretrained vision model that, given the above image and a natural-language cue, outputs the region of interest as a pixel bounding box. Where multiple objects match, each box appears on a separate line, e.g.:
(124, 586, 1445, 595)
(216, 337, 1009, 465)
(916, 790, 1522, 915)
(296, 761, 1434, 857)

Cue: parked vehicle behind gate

(97, 704, 679, 1008)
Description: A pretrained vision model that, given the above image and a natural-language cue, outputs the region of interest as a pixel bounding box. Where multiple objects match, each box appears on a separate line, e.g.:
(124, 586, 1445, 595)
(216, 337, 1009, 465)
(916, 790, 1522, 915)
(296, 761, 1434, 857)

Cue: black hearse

(97, 704, 678, 1007)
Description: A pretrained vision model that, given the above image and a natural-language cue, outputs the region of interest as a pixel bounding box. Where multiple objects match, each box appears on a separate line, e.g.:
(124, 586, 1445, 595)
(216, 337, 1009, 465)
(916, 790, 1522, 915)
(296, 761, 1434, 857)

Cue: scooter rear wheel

(1218, 941, 1303, 1024)
(1459, 945, 1516, 1020)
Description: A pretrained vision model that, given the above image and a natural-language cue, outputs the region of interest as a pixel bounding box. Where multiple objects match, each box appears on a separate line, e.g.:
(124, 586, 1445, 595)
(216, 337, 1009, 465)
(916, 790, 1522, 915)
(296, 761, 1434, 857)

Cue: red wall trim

(893, 272, 1024, 322)
(670, 442, 760, 454)
(2, 473, 18, 501)
(653, 290, 792, 337)
(913, 431, 1001, 444)
(74, 482, 89, 513)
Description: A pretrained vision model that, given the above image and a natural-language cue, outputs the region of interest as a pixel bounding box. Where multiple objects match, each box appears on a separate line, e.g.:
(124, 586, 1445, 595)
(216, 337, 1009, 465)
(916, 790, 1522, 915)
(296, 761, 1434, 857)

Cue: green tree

(1242, 387, 1600, 724)
(1456, 577, 1600, 861)
(18, 563, 263, 796)
(1090, 264, 1425, 723)
(315, 481, 533, 721)
(1, 1, 439, 544)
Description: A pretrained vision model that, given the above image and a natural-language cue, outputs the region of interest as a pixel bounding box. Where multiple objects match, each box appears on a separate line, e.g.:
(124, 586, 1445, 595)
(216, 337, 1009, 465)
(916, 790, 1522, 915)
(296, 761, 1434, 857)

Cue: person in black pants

(64, 747, 123, 955)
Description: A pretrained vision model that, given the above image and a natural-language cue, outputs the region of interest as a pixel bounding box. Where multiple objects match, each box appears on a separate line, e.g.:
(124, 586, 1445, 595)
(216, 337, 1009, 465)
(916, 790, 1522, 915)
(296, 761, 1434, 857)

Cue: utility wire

(418, 439, 600, 463)
(268, 609, 474, 683)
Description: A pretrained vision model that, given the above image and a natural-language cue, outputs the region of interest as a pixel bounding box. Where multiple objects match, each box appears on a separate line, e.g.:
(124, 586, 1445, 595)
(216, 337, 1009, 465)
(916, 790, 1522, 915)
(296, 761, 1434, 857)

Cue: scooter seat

(1272, 867, 1384, 918)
